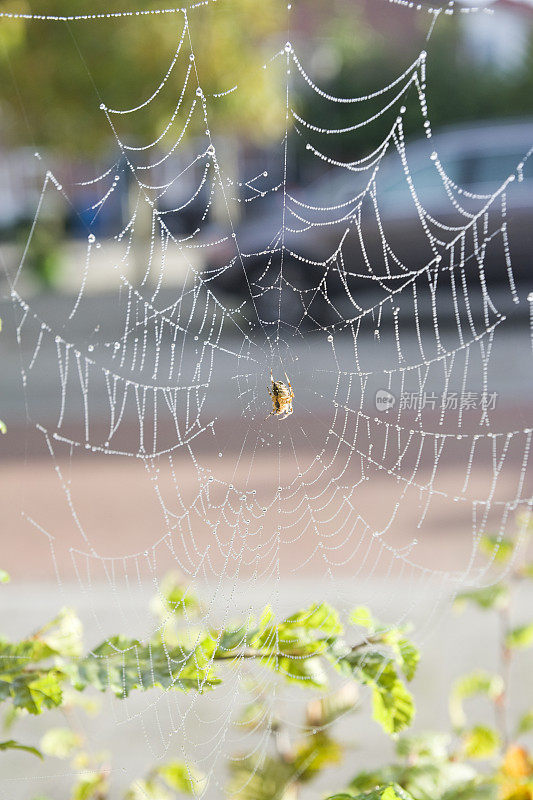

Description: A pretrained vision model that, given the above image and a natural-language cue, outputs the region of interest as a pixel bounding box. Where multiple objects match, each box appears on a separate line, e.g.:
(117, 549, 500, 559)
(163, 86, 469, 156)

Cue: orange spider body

(267, 370, 294, 420)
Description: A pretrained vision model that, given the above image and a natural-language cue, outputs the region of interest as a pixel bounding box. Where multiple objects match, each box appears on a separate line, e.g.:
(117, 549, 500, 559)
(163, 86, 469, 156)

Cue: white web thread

(0, 0, 495, 22)
(4, 1, 533, 796)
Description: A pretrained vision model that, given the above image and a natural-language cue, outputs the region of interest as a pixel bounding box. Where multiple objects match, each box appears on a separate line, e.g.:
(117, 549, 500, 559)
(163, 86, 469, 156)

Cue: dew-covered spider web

(3, 0, 533, 795)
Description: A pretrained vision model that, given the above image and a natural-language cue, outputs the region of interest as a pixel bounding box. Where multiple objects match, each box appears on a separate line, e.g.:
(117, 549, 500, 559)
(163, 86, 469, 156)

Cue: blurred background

(1, 0, 533, 295)
(0, 0, 533, 797)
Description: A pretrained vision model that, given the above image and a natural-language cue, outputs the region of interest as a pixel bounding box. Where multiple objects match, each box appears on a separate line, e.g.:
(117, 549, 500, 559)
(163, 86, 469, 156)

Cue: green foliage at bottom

(2, 512, 533, 800)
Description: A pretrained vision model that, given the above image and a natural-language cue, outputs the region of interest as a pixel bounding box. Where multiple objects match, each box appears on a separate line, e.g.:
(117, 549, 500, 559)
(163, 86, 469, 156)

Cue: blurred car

(0, 147, 44, 234)
(155, 140, 212, 236)
(202, 119, 533, 325)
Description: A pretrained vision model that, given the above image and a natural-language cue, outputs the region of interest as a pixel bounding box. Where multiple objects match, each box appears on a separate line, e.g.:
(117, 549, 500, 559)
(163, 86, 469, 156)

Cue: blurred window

(467, 150, 533, 186)
(380, 157, 466, 201)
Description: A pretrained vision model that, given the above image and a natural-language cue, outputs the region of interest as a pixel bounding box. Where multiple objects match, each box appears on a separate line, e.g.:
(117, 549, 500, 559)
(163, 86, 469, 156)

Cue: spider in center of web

(267, 370, 294, 420)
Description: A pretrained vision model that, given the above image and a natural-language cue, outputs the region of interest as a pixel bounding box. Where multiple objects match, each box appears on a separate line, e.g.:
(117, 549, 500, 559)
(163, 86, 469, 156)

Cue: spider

(267, 369, 294, 420)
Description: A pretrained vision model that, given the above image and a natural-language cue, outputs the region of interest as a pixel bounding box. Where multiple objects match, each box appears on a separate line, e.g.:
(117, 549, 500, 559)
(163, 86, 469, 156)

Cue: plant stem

(496, 600, 512, 749)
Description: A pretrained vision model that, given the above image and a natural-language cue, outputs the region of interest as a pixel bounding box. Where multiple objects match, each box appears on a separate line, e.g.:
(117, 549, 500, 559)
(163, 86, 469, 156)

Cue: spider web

(3, 0, 533, 796)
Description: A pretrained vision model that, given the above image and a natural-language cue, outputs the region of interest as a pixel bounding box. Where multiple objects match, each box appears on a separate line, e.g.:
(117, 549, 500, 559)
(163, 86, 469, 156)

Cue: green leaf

(40, 727, 82, 759)
(150, 573, 201, 621)
(155, 761, 205, 794)
(505, 622, 533, 649)
(352, 763, 486, 800)
(227, 753, 295, 800)
(0, 420, 6, 435)
(280, 602, 343, 638)
(258, 605, 275, 631)
(0, 631, 70, 715)
(382, 789, 409, 800)
(450, 671, 504, 729)
(0, 670, 64, 715)
(294, 732, 343, 782)
(274, 653, 329, 689)
(0, 739, 43, 758)
(38, 608, 83, 658)
(327, 796, 356, 799)
(217, 625, 249, 654)
(23, 672, 64, 714)
(479, 535, 515, 564)
(348, 609, 419, 682)
(0, 639, 56, 673)
(72, 772, 107, 800)
(384, 634, 419, 682)
(341, 651, 415, 735)
(371, 673, 415, 737)
(349, 607, 376, 631)
(2, 704, 20, 732)
(347, 766, 406, 795)
(328, 786, 414, 800)
(0, 570, 10, 584)
(396, 732, 451, 761)
(67, 636, 221, 697)
(216, 602, 344, 689)
(517, 709, 533, 735)
(398, 639, 419, 682)
(462, 725, 501, 759)
(455, 584, 509, 611)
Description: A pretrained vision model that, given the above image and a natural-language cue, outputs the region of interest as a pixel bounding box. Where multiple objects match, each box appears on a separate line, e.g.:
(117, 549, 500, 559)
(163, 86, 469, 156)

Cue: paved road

(0, 286, 532, 799)
(1, 286, 531, 582)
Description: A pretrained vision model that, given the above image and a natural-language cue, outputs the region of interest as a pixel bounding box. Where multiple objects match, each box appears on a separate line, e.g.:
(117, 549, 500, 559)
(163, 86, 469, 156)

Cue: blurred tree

(1, 5, 532, 164)
(296, 12, 533, 161)
(0, 0, 288, 157)
(0, 0, 296, 277)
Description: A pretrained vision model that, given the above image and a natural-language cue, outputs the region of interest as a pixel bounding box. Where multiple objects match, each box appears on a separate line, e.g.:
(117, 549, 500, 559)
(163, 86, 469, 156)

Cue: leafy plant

(3, 514, 532, 800)
(1, 571, 418, 798)
(1, 570, 418, 734)
(326, 513, 533, 800)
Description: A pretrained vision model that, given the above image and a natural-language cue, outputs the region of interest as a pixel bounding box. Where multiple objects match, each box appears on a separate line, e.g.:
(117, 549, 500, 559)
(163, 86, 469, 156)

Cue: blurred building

(463, 0, 533, 71)
(0, 147, 42, 231)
